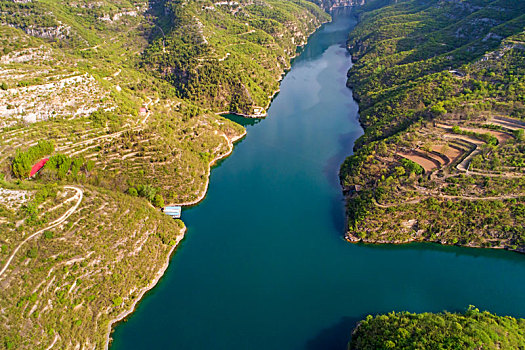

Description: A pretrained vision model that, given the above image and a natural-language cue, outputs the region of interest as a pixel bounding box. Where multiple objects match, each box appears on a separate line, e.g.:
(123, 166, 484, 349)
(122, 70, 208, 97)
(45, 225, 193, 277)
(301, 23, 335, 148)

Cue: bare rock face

(0, 73, 112, 127)
(312, 0, 366, 12)
(328, 0, 365, 10)
(22, 25, 71, 40)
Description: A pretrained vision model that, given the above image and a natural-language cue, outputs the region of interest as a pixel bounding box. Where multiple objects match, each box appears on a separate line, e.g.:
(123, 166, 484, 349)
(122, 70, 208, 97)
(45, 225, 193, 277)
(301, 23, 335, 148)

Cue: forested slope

(349, 307, 525, 350)
(141, 0, 329, 115)
(340, 0, 525, 251)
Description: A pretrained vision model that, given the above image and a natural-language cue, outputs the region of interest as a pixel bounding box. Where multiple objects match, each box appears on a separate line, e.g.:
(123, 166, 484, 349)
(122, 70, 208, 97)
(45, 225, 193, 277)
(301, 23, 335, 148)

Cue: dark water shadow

(304, 316, 363, 350)
(323, 127, 361, 189)
(221, 113, 263, 127)
(328, 195, 347, 234)
(354, 241, 525, 262)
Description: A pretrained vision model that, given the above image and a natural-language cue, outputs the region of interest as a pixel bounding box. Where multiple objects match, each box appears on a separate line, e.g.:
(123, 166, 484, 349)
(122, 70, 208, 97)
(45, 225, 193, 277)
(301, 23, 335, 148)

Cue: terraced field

(0, 184, 184, 349)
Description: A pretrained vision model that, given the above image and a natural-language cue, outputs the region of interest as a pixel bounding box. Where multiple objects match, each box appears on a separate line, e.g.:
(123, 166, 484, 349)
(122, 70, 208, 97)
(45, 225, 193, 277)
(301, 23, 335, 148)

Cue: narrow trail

(0, 186, 83, 279)
(60, 96, 157, 157)
(45, 334, 59, 350)
(463, 170, 524, 178)
(60, 130, 133, 155)
(141, 97, 158, 125)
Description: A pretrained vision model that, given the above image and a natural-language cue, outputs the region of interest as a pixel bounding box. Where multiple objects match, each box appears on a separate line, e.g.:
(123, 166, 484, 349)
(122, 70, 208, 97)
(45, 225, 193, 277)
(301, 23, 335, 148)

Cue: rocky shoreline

(104, 125, 246, 348)
(344, 232, 525, 254)
(217, 18, 330, 119)
(105, 227, 187, 349)
(169, 130, 247, 207)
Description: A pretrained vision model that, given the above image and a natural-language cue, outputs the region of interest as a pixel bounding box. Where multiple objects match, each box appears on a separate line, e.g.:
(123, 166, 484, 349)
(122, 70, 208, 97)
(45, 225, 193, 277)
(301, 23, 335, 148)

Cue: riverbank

(174, 16, 335, 205)
(339, 0, 525, 252)
(216, 19, 330, 119)
(107, 13, 335, 348)
(105, 226, 187, 349)
(344, 232, 525, 255)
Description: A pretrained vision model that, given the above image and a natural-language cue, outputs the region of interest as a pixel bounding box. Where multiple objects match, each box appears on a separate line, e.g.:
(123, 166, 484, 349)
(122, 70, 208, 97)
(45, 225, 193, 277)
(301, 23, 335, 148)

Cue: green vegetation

(349, 307, 525, 349)
(11, 141, 54, 179)
(450, 126, 498, 146)
(340, 0, 525, 251)
(127, 184, 165, 207)
(142, 0, 329, 115)
(0, 184, 184, 349)
(0, 0, 332, 348)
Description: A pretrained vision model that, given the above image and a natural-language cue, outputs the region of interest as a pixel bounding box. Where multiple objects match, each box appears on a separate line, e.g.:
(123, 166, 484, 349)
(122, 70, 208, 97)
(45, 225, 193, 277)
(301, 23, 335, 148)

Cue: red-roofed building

(30, 158, 49, 177)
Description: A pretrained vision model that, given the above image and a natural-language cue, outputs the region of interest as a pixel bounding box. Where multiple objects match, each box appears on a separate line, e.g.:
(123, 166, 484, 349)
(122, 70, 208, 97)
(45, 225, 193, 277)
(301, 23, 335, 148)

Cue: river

(111, 8, 525, 350)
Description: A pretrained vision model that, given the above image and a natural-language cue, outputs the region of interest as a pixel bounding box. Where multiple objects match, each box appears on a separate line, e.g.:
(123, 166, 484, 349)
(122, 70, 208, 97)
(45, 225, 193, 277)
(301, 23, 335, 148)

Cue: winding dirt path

(45, 333, 59, 350)
(0, 186, 83, 278)
(141, 97, 158, 125)
(60, 95, 158, 157)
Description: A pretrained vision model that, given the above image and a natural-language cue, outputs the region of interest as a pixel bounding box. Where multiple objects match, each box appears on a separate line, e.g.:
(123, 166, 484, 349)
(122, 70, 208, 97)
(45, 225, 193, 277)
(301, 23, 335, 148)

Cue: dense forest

(349, 307, 525, 349)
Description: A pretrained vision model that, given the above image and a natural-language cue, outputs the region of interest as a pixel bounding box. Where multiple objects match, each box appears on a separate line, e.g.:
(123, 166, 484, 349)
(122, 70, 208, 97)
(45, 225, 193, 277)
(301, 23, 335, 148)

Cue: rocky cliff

(310, 0, 365, 11)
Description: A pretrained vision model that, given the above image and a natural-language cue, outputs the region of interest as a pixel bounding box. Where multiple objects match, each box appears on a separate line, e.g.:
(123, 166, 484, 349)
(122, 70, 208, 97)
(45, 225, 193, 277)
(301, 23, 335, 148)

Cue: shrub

(401, 158, 424, 175)
(112, 296, 123, 307)
(12, 141, 54, 178)
(153, 194, 165, 208)
(26, 247, 38, 259)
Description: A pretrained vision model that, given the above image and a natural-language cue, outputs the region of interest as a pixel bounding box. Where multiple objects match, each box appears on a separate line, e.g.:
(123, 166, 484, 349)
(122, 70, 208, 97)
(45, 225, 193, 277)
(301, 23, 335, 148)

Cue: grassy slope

(0, 0, 329, 348)
(0, 183, 184, 349)
(340, 0, 525, 251)
(344, 3, 525, 346)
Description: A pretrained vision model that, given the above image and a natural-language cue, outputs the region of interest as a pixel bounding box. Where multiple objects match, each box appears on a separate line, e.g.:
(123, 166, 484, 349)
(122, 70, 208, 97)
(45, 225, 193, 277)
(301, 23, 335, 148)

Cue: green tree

(11, 140, 54, 178)
(153, 194, 165, 208)
(430, 103, 447, 116)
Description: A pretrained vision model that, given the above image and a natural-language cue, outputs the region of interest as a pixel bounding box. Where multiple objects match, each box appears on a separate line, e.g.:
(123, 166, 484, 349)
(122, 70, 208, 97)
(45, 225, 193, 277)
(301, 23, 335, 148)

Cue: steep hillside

(141, 0, 329, 116)
(0, 183, 184, 349)
(0, 0, 331, 348)
(340, 0, 525, 251)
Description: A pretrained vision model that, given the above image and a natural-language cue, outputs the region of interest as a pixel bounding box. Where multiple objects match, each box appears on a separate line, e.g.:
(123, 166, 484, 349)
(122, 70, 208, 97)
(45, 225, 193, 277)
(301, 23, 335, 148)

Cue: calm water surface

(112, 9, 525, 350)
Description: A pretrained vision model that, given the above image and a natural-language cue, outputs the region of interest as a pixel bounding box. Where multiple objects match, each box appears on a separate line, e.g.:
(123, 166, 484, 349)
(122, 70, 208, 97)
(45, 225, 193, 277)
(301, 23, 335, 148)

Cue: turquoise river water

(111, 9, 525, 350)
